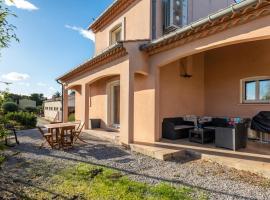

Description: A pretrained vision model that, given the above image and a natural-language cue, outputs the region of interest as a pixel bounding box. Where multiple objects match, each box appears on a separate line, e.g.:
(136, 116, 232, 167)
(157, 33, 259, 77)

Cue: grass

(0, 155, 6, 165)
(29, 163, 207, 200)
(0, 141, 6, 166)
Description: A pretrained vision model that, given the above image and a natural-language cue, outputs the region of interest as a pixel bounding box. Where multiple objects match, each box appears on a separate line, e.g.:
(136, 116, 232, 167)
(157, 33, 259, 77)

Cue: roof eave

(88, 0, 119, 31)
(56, 42, 126, 82)
(140, 0, 264, 52)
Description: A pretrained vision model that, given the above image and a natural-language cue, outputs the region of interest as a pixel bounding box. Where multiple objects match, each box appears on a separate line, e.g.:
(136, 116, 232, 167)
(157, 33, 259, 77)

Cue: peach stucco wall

(88, 76, 120, 129)
(134, 72, 157, 143)
(205, 40, 270, 118)
(158, 40, 270, 131)
(62, 10, 270, 144)
(95, 0, 151, 54)
(159, 54, 205, 122)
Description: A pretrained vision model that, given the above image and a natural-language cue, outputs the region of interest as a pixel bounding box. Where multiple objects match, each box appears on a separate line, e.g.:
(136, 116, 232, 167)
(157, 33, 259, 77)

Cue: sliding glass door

(108, 81, 120, 128)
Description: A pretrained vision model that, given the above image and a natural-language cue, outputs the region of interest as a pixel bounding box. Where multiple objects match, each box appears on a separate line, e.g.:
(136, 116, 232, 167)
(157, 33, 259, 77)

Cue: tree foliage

(2, 101, 18, 113)
(30, 93, 45, 106)
(0, 0, 19, 50)
(52, 91, 61, 99)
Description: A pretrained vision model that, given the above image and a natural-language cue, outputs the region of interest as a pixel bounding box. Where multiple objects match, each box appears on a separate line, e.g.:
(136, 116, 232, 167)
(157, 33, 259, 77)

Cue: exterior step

(192, 151, 270, 178)
(130, 144, 186, 161)
(84, 129, 121, 145)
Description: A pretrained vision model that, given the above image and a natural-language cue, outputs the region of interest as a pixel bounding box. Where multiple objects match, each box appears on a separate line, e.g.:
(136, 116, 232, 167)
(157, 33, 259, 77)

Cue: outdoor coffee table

(189, 128, 215, 144)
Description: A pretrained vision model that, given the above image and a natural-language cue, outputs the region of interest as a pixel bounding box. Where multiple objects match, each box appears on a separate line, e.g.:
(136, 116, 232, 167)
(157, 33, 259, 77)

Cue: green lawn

(0, 155, 5, 165)
(0, 142, 6, 165)
(29, 163, 208, 200)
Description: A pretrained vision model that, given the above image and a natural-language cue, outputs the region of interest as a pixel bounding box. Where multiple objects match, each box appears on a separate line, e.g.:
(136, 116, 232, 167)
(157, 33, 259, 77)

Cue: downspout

(56, 79, 64, 122)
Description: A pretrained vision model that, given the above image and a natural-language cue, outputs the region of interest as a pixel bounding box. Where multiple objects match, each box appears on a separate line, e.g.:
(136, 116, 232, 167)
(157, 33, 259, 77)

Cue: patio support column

(81, 83, 90, 129)
(120, 68, 134, 145)
(63, 88, 69, 122)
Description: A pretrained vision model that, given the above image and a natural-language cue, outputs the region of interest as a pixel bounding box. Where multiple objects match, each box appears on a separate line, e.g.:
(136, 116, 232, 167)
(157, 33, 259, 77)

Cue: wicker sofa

(162, 117, 194, 140)
(203, 118, 249, 151)
(162, 117, 249, 151)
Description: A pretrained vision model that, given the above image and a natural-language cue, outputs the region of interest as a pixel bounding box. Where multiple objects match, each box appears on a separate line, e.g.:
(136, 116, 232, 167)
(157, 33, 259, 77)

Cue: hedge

(5, 112, 37, 128)
(24, 106, 38, 113)
(68, 113, 75, 122)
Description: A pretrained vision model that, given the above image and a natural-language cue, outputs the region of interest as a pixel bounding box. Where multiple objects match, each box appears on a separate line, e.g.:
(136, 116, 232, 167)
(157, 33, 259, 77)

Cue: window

(152, 0, 157, 39)
(242, 77, 270, 103)
(163, 0, 188, 33)
(110, 25, 122, 45)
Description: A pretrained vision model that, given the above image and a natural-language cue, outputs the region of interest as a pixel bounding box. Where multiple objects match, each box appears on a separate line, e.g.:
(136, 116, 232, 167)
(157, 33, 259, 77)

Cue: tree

(2, 101, 18, 113)
(0, 0, 19, 51)
(69, 91, 75, 96)
(29, 93, 45, 106)
(52, 91, 61, 99)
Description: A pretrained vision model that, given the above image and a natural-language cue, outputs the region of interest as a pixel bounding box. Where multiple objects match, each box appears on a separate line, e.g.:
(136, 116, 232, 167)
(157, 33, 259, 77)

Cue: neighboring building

(18, 99, 36, 110)
(57, 0, 270, 146)
(43, 95, 75, 122)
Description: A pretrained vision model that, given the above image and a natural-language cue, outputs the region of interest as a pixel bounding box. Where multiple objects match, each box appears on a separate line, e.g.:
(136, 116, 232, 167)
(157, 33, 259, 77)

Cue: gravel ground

(0, 129, 270, 200)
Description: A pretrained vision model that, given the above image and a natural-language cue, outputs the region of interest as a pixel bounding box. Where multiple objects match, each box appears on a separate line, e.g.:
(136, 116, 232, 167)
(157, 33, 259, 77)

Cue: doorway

(108, 81, 120, 129)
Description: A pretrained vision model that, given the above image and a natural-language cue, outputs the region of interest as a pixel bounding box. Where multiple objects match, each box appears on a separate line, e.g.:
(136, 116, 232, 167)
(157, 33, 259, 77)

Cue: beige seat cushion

(174, 125, 194, 130)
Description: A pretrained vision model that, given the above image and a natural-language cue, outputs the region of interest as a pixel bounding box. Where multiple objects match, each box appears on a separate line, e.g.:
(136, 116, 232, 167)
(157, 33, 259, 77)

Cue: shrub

(0, 115, 8, 124)
(2, 102, 18, 113)
(24, 106, 38, 113)
(5, 112, 37, 128)
(68, 113, 75, 122)
(0, 125, 9, 139)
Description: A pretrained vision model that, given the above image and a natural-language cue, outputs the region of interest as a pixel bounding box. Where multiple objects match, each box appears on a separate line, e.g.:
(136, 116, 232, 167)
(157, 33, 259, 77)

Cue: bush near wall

(68, 113, 75, 122)
(2, 102, 18, 113)
(5, 112, 37, 128)
(24, 106, 38, 113)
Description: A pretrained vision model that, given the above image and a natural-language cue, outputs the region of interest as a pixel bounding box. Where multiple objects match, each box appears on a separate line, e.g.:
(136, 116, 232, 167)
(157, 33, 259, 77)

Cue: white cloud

(5, 0, 38, 11)
(37, 82, 47, 87)
(18, 82, 30, 87)
(49, 86, 56, 91)
(2, 72, 30, 81)
(65, 25, 95, 42)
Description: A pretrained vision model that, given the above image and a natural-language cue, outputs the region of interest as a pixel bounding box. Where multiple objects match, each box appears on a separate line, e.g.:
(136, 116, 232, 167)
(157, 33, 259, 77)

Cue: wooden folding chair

(38, 127, 56, 148)
(60, 126, 75, 149)
(73, 122, 86, 143)
(4, 124, 19, 147)
(48, 122, 61, 134)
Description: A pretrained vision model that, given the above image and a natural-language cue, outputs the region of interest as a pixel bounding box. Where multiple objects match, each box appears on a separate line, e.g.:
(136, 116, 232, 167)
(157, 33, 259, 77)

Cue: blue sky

(0, 0, 113, 98)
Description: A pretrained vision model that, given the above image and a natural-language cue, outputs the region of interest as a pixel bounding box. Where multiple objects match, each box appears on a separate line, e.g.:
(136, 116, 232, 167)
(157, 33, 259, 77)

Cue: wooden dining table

(44, 122, 80, 148)
(43, 122, 79, 130)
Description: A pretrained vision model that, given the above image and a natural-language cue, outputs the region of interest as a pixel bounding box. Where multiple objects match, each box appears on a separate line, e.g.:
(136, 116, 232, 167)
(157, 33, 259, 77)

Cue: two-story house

(57, 0, 270, 157)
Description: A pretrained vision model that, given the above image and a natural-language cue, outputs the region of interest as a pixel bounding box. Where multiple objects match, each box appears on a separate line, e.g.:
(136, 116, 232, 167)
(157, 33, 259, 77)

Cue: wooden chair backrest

(61, 126, 75, 135)
(50, 122, 61, 124)
(77, 122, 85, 132)
(37, 126, 45, 136)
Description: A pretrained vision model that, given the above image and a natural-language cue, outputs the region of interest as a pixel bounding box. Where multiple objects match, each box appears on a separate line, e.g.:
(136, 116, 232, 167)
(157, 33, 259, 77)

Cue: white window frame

(163, 0, 188, 32)
(109, 23, 123, 46)
(241, 76, 270, 104)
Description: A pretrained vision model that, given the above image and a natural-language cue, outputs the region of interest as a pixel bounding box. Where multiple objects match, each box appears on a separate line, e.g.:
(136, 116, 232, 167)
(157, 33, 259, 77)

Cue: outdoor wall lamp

(179, 58, 192, 78)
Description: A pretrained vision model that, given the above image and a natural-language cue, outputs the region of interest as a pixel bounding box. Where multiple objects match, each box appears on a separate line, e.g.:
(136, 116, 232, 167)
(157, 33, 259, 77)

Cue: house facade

(18, 99, 36, 110)
(57, 0, 270, 145)
(43, 95, 75, 122)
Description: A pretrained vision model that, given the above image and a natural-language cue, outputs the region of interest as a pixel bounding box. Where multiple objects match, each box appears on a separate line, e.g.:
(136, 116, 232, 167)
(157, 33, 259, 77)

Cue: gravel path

(1, 129, 270, 200)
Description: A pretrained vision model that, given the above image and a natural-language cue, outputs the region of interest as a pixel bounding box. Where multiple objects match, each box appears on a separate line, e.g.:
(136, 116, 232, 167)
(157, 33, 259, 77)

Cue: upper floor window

(163, 0, 188, 33)
(110, 25, 122, 45)
(242, 77, 270, 104)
